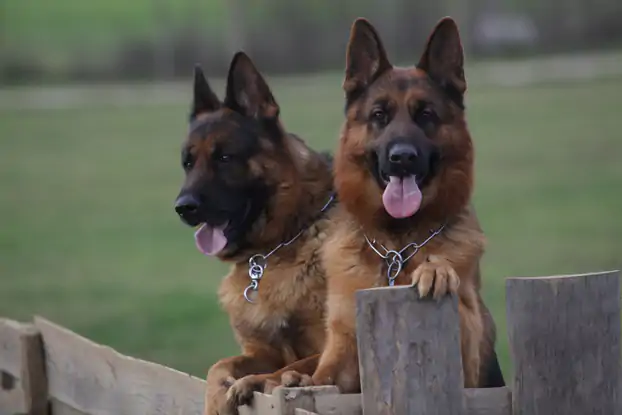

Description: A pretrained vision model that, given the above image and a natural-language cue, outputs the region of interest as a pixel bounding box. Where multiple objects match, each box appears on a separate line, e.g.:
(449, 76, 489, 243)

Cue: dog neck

(267, 139, 334, 248)
(230, 136, 334, 264)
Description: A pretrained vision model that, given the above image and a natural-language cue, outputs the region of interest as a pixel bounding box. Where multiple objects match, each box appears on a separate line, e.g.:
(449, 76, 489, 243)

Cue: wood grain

(240, 387, 511, 415)
(294, 409, 320, 415)
(464, 387, 511, 415)
(506, 271, 621, 415)
(0, 320, 24, 376)
(35, 316, 206, 415)
(243, 386, 510, 415)
(273, 387, 322, 415)
(240, 387, 343, 415)
(50, 398, 90, 415)
(355, 286, 465, 415)
(0, 319, 47, 415)
(314, 393, 362, 415)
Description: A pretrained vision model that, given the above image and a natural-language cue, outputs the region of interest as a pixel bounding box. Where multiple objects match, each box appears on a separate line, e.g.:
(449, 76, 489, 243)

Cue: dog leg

(458, 299, 483, 388)
(204, 352, 282, 415)
(226, 354, 320, 408)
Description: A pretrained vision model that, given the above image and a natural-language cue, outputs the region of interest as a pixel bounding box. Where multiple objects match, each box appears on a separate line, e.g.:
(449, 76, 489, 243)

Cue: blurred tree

(154, 0, 174, 78)
(225, 0, 247, 56)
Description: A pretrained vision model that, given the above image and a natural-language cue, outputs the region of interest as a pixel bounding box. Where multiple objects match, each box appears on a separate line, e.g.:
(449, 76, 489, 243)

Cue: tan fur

(188, 54, 336, 415)
(278, 17, 500, 393)
(290, 207, 490, 391)
(204, 140, 334, 414)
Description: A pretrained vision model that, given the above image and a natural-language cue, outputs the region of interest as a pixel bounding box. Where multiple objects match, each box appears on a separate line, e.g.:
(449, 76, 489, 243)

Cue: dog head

(174, 52, 297, 259)
(335, 17, 474, 228)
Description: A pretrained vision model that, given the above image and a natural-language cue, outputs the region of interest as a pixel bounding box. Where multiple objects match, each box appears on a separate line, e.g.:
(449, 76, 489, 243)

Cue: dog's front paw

(411, 255, 460, 299)
(280, 370, 314, 388)
(226, 374, 273, 410)
(205, 376, 237, 415)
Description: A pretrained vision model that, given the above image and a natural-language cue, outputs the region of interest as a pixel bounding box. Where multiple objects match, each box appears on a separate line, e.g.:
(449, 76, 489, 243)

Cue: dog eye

(218, 154, 232, 163)
(415, 108, 437, 125)
(182, 155, 194, 171)
(370, 109, 389, 126)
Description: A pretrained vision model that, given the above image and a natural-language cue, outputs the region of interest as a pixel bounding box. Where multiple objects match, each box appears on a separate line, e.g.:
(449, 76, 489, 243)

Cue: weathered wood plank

(0, 387, 27, 415)
(0, 320, 23, 376)
(287, 387, 341, 415)
(241, 387, 510, 415)
(238, 402, 256, 415)
(19, 324, 47, 415)
(295, 409, 319, 415)
(241, 387, 341, 415)
(314, 393, 362, 415)
(247, 392, 278, 415)
(35, 316, 206, 415)
(464, 387, 511, 415)
(273, 387, 318, 415)
(356, 286, 465, 415)
(0, 319, 47, 415)
(314, 388, 510, 415)
(50, 399, 89, 415)
(506, 271, 621, 415)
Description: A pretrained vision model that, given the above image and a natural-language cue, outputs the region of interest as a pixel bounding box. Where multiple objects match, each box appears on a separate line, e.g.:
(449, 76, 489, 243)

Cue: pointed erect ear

(343, 18, 392, 97)
(191, 65, 221, 118)
(224, 52, 279, 120)
(417, 17, 466, 98)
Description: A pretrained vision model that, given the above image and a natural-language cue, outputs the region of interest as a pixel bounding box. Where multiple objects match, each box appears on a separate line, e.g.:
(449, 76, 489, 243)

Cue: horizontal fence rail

(0, 271, 619, 415)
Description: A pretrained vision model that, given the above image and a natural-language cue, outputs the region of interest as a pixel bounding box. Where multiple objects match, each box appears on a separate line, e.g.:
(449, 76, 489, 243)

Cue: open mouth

(381, 174, 423, 219)
(194, 221, 229, 256)
(193, 202, 252, 256)
(371, 154, 424, 219)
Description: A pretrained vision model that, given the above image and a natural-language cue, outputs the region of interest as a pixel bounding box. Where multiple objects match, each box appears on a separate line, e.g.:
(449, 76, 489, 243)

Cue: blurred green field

(1, 73, 621, 381)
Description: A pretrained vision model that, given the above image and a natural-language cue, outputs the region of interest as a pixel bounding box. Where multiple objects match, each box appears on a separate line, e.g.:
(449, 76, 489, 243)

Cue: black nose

(175, 194, 200, 219)
(388, 143, 418, 170)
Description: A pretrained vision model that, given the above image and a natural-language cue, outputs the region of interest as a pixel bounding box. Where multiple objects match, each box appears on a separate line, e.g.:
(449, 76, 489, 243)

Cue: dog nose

(388, 143, 418, 169)
(175, 194, 200, 218)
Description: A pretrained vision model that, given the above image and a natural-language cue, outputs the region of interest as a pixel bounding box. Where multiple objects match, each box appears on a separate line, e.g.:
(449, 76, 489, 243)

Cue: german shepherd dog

(280, 17, 505, 392)
(174, 52, 335, 414)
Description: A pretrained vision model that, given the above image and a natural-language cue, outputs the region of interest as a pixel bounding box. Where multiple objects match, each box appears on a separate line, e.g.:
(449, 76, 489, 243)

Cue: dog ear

(417, 17, 466, 97)
(343, 18, 392, 98)
(224, 52, 279, 120)
(191, 65, 221, 118)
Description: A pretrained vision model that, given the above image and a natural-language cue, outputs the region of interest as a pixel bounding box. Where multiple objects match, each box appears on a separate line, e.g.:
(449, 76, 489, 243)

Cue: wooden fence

(1, 270, 620, 415)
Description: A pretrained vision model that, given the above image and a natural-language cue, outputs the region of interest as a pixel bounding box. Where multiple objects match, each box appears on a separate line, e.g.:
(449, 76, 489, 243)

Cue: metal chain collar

(364, 223, 446, 287)
(243, 194, 335, 303)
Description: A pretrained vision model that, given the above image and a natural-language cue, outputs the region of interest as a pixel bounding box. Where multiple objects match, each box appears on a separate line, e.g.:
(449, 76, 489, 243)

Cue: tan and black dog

(174, 52, 336, 415)
(278, 17, 505, 392)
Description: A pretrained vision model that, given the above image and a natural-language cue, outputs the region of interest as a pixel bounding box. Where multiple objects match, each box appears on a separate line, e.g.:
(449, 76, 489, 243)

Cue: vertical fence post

(356, 286, 465, 415)
(506, 270, 621, 415)
(0, 319, 47, 415)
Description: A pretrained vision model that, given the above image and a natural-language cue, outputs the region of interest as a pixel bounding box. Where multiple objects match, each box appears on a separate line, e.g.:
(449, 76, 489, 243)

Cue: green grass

(1, 75, 621, 381)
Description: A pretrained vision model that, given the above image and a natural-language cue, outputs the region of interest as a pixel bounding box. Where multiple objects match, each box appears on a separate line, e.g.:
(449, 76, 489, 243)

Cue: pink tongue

(382, 175, 422, 219)
(194, 222, 228, 256)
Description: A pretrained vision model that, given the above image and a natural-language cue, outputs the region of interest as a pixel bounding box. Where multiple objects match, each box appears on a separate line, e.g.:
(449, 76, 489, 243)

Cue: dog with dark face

(281, 17, 505, 392)
(174, 52, 336, 415)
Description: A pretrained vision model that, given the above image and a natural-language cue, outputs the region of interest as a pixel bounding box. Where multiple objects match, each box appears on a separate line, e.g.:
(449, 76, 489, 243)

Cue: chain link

(385, 251, 403, 286)
(243, 194, 335, 303)
(364, 223, 445, 286)
(244, 254, 267, 303)
(243, 280, 259, 302)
